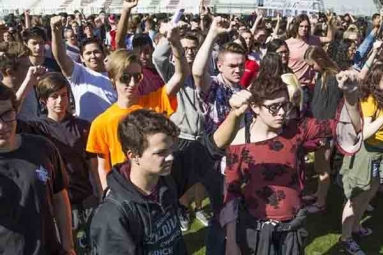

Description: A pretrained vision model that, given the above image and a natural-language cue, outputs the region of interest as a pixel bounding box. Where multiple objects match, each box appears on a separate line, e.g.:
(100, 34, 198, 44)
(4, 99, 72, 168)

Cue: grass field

(183, 163, 383, 255)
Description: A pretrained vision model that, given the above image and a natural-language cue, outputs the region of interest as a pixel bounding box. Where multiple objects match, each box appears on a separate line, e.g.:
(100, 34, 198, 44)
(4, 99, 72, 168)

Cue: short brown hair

(36, 72, 70, 100)
(249, 75, 288, 105)
(106, 49, 141, 86)
(218, 42, 246, 61)
(0, 82, 19, 109)
(118, 109, 179, 156)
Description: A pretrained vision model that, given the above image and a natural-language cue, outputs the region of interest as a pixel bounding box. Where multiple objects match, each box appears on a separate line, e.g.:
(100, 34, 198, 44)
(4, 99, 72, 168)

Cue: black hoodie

(90, 135, 224, 255)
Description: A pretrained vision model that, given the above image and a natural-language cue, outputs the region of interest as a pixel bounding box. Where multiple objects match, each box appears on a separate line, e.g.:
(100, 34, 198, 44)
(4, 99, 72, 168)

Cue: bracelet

(365, 62, 371, 69)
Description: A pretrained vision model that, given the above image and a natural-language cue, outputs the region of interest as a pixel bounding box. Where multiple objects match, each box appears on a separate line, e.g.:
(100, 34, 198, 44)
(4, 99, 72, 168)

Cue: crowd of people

(0, 0, 382, 254)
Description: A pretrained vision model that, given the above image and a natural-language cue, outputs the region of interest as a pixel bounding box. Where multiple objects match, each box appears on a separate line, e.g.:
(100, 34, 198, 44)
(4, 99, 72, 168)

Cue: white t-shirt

(67, 63, 117, 122)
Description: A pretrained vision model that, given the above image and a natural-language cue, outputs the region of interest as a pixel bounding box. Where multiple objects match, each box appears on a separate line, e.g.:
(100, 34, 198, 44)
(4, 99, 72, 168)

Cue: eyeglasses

(119, 72, 143, 84)
(184, 47, 198, 53)
(262, 102, 293, 116)
(0, 109, 16, 123)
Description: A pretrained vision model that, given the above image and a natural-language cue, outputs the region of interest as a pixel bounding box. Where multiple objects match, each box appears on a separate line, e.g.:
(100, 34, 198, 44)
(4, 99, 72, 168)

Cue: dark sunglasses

(119, 72, 143, 84)
(262, 102, 293, 116)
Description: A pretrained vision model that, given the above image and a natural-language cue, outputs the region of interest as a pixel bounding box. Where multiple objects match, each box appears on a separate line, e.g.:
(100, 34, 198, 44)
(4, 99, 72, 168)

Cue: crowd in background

(0, 0, 382, 254)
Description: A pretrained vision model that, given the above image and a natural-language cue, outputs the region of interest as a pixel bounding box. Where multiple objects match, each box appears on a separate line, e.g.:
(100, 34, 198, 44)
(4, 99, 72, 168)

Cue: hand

(229, 90, 253, 117)
(66, 249, 76, 255)
(276, 12, 281, 21)
(310, 14, 318, 25)
(122, 0, 138, 12)
(256, 9, 264, 20)
(336, 70, 359, 94)
(326, 10, 334, 23)
(373, 40, 382, 51)
(166, 23, 181, 43)
(210, 16, 232, 36)
(24, 10, 30, 16)
(24, 66, 48, 85)
(287, 16, 294, 24)
(50, 16, 63, 30)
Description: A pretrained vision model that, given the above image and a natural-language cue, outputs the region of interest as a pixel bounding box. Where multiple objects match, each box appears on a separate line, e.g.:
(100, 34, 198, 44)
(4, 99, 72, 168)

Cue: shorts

(72, 196, 98, 255)
(340, 142, 383, 199)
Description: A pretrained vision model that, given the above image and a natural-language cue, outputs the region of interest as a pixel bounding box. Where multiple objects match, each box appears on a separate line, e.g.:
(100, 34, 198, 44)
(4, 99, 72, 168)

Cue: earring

(134, 157, 140, 166)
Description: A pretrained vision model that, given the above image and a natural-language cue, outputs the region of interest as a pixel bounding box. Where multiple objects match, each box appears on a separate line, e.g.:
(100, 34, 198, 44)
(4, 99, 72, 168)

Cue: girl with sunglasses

(87, 24, 189, 189)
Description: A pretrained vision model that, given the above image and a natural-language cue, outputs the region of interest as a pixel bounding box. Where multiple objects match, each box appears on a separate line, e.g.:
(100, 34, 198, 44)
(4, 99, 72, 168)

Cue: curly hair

(333, 39, 355, 71)
(118, 109, 180, 157)
(360, 63, 383, 110)
(249, 75, 289, 105)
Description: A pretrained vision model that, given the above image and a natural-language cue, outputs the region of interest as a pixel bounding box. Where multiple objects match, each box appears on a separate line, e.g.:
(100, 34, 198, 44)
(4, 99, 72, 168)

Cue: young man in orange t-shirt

(86, 16, 189, 189)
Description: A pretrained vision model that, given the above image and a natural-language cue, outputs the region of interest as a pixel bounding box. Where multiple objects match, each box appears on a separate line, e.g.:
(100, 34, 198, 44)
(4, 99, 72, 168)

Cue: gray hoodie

(152, 39, 204, 141)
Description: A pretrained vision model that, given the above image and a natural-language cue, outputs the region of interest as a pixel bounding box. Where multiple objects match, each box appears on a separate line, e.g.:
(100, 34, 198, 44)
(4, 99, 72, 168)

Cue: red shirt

(239, 57, 259, 88)
(224, 118, 336, 221)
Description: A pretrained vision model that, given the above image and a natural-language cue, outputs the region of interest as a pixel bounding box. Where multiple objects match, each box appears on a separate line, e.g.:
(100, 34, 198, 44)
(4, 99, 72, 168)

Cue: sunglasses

(119, 72, 143, 84)
(262, 102, 293, 116)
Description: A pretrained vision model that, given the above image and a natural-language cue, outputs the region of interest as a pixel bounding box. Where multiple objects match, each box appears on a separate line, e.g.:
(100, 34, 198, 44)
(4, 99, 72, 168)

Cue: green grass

(183, 164, 383, 255)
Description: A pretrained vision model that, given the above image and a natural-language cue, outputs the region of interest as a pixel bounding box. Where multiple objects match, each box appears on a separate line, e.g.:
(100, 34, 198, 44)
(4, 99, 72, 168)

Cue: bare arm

(116, 0, 138, 49)
(24, 11, 31, 29)
(359, 41, 382, 80)
(15, 66, 47, 111)
(363, 116, 383, 140)
(271, 13, 281, 38)
(165, 24, 189, 97)
(250, 11, 263, 35)
(337, 70, 362, 133)
(51, 16, 74, 77)
(89, 157, 103, 200)
(97, 155, 109, 190)
(193, 16, 231, 93)
(320, 13, 335, 44)
(53, 189, 74, 254)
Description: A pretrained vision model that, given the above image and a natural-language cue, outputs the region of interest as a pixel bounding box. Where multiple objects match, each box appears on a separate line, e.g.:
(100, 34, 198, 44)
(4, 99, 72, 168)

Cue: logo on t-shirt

(36, 166, 49, 183)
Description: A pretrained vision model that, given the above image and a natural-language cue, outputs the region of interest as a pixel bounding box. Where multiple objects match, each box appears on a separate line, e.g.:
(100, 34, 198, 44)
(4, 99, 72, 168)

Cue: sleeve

(146, 86, 176, 116)
(152, 39, 175, 82)
(47, 140, 69, 194)
(352, 30, 376, 71)
(90, 203, 137, 255)
(86, 115, 109, 155)
(67, 62, 85, 85)
(300, 100, 362, 156)
(361, 96, 377, 118)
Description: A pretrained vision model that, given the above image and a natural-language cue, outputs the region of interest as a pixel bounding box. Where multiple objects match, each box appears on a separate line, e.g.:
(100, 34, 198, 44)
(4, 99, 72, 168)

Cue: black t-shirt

(17, 115, 95, 204)
(311, 74, 343, 120)
(0, 133, 68, 255)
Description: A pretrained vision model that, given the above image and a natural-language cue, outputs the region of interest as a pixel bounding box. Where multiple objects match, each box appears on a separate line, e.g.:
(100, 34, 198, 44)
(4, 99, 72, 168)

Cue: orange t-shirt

(86, 86, 176, 172)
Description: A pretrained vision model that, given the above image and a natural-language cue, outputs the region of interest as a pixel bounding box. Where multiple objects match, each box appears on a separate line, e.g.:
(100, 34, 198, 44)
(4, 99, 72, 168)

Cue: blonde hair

(304, 46, 339, 90)
(281, 73, 303, 111)
(106, 49, 141, 86)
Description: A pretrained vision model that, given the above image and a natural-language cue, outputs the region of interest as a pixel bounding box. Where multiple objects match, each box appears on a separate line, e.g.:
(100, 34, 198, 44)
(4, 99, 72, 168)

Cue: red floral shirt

(224, 118, 336, 221)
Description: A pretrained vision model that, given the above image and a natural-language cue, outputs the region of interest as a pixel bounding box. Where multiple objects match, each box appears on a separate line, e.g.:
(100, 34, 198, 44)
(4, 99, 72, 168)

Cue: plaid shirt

(199, 74, 241, 134)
